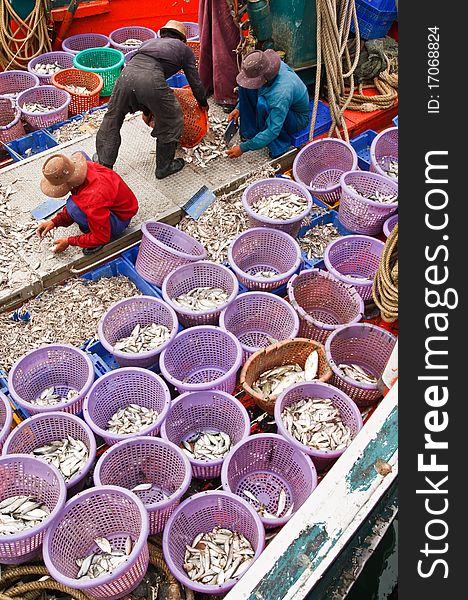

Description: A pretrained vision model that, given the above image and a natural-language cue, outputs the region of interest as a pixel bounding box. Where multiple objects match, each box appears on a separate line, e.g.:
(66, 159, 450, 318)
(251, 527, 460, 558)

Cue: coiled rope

(0, 0, 51, 70)
(372, 222, 398, 322)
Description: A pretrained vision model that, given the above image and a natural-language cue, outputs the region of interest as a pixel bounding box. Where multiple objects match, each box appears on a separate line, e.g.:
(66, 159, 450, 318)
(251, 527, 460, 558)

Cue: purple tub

(43, 485, 149, 599)
(370, 126, 398, 179)
(16, 85, 71, 130)
(383, 214, 398, 237)
(221, 433, 317, 528)
(0, 455, 66, 564)
(275, 381, 363, 471)
(163, 491, 265, 595)
(62, 33, 110, 55)
(83, 367, 171, 446)
(160, 390, 250, 479)
(160, 326, 243, 394)
(109, 26, 157, 54)
(94, 436, 191, 535)
(28, 51, 74, 85)
(0, 392, 13, 453)
(0, 70, 39, 99)
(8, 344, 94, 416)
(0, 96, 25, 145)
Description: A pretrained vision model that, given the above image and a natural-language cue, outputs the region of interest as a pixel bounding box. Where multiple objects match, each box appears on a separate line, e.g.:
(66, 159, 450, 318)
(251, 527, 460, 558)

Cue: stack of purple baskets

(62, 33, 110, 55)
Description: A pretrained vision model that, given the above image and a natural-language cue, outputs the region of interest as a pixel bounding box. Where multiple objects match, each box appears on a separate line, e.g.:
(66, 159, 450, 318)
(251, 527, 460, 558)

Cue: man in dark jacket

(95, 20, 208, 179)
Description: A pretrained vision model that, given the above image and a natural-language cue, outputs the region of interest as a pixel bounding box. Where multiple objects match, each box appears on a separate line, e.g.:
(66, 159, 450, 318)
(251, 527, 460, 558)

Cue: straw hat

(159, 20, 187, 42)
(236, 49, 282, 89)
(40, 152, 88, 198)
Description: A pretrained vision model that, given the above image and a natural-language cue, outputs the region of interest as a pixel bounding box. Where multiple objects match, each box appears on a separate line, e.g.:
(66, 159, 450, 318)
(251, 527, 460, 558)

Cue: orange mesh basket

(51, 68, 104, 116)
(187, 40, 200, 69)
(173, 86, 208, 148)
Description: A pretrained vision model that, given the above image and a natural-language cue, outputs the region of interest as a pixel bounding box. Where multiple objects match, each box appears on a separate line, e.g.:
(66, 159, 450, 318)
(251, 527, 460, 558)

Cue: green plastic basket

(73, 48, 124, 96)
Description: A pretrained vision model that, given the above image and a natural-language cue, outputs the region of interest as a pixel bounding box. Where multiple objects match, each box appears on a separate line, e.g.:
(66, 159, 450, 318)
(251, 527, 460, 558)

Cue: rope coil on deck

(372, 222, 398, 323)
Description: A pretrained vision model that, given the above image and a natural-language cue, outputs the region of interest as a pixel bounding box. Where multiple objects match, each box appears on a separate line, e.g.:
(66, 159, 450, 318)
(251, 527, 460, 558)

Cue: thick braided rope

(372, 222, 398, 322)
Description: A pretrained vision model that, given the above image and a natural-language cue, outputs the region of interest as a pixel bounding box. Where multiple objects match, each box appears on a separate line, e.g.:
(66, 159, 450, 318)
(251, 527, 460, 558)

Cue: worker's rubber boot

(82, 245, 105, 255)
(155, 142, 185, 179)
(92, 153, 113, 170)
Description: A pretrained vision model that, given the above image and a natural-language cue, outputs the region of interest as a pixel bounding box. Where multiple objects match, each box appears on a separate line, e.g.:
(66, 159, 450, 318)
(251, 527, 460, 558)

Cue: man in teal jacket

(226, 49, 310, 159)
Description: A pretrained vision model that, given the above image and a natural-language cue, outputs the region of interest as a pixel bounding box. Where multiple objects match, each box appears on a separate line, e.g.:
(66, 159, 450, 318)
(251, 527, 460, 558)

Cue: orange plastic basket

(173, 86, 208, 148)
(51, 68, 104, 116)
(187, 40, 200, 68)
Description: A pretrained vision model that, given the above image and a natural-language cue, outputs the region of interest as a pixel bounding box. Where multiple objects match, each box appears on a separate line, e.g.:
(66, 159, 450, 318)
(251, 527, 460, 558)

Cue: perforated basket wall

(28, 52, 75, 85)
(383, 214, 398, 237)
(0, 392, 13, 452)
(73, 48, 124, 96)
(16, 85, 71, 130)
(172, 86, 208, 148)
(0, 97, 25, 144)
(187, 40, 200, 67)
(62, 33, 111, 55)
(0, 70, 39, 98)
(109, 26, 157, 54)
(51, 68, 103, 116)
(370, 126, 398, 178)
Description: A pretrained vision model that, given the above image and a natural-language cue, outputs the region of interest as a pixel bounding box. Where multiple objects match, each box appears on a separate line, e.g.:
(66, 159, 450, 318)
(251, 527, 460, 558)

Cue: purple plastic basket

(0, 96, 25, 145)
(124, 49, 139, 64)
(16, 85, 71, 130)
(221, 433, 317, 528)
(2, 412, 97, 496)
(43, 486, 149, 599)
(136, 221, 207, 287)
(62, 33, 111, 55)
(292, 138, 358, 206)
(0, 455, 66, 564)
(94, 436, 191, 535)
(219, 292, 300, 362)
(160, 391, 250, 479)
(287, 268, 364, 344)
(324, 235, 385, 302)
(0, 70, 39, 99)
(109, 26, 157, 54)
(370, 126, 398, 179)
(162, 261, 239, 327)
(8, 344, 94, 416)
(159, 326, 243, 394)
(383, 213, 398, 237)
(275, 381, 363, 471)
(184, 22, 200, 40)
(83, 367, 171, 446)
(228, 227, 302, 292)
(325, 323, 397, 408)
(162, 491, 265, 594)
(0, 392, 13, 452)
(242, 178, 313, 237)
(28, 51, 75, 85)
(338, 170, 398, 235)
(98, 295, 179, 368)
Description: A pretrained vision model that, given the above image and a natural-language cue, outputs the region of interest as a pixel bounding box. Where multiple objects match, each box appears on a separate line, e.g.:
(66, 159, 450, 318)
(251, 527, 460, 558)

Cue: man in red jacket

(36, 152, 138, 255)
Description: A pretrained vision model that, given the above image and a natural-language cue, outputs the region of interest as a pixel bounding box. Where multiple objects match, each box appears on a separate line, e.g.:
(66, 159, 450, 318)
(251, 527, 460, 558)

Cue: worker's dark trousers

(66, 198, 131, 241)
(238, 87, 308, 157)
(96, 59, 184, 167)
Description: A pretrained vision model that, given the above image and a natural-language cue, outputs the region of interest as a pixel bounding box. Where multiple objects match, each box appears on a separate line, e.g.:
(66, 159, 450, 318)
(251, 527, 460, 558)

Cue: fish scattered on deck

(174, 287, 229, 312)
(50, 108, 107, 143)
(32, 436, 89, 481)
(76, 536, 133, 580)
(107, 404, 158, 435)
(0, 496, 50, 535)
(114, 323, 171, 353)
(181, 431, 232, 461)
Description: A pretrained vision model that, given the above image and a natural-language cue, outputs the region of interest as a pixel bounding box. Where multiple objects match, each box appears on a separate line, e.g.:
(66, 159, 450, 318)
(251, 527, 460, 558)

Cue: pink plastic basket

(287, 268, 364, 344)
(275, 381, 363, 470)
(242, 178, 313, 237)
(184, 22, 200, 40)
(383, 214, 398, 237)
(124, 49, 139, 64)
(136, 222, 207, 287)
(0, 392, 13, 452)
(370, 126, 398, 179)
(292, 138, 358, 206)
(228, 227, 302, 292)
(162, 261, 239, 327)
(0, 455, 66, 564)
(2, 412, 96, 496)
(219, 292, 300, 362)
(16, 85, 71, 130)
(160, 391, 250, 479)
(221, 433, 317, 528)
(62, 33, 111, 55)
(325, 323, 397, 408)
(83, 367, 171, 446)
(98, 295, 179, 368)
(0, 96, 25, 146)
(160, 326, 243, 394)
(8, 344, 94, 416)
(94, 437, 191, 535)
(338, 170, 398, 235)
(27, 51, 75, 85)
(43, 486, 149, 599)
(324, 235, 385, 302)
(0, 70, 39, 99)
(162, 491, 265, 595)
(109, 26, 157, 54)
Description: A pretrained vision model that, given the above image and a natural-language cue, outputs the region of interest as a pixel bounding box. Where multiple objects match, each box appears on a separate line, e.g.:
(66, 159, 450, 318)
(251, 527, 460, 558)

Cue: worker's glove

(198, 102, 209, 114)
(226, 145, 243, 159)
(52, 238, 70, 254)
(228, 108, 240, 124)
(36, 220, 55, 239)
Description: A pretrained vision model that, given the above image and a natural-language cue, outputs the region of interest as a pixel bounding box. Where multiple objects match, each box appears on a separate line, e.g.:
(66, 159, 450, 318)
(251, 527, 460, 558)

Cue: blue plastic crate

(166, 73, 188, 88)
(5, 130, 59, 162)
(351, 0, 397, 40)
(350, 129, 378, 171)
(298, 210, 352, 268)
(291, 100, 333, 148)
(393, 116, 398, 127)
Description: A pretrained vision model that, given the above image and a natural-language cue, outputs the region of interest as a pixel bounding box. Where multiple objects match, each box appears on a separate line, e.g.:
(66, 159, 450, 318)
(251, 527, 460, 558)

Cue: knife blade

(224, 119, 239, 144)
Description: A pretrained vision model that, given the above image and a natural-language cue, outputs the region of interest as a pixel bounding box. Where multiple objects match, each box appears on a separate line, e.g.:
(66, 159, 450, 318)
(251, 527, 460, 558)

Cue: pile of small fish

(31, 387, 79, 407)
(174, 287, 229, 312)
(33, 62, 63, 75)
(130, 482, 170, 503)
(248, 269, 277, 279)
(114, 323, 171, 353)
(251, 193, 308, 220)
(64, 84, 92, 95)
(383, 159, 398, 180)
(122, 38, 143, 46)
(76, 536, 133, 580)
(184, 527, 255, 585)
(181, 115, 227, 168)
(107, 404, 158, 435)
(338, 363, 378, 384)
(22, 102, 56, 114)
(242, 488, 293, 519)
(0, 496, 50, 535)
(50, 107, 107, 142)
(348, 184, 398, 204)
(32, 436, 89, 481)
(181, 432, 232, 461)
(281, 397, 352, 452)
(252, 350, 319, 398)
(298, 223, 341, 260)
